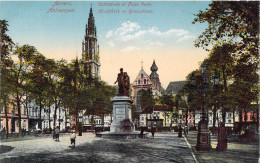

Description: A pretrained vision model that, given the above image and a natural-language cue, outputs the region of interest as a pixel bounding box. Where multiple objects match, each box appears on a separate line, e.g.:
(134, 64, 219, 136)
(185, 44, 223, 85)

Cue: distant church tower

(82, 6, 100, 79)
(150, 60, 160, 90)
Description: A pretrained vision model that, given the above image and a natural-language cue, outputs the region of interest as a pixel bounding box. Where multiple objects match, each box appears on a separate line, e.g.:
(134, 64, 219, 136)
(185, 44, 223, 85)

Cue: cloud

(107, 41, 115, 47)
(105, 21, 195, 52)
(177, 35, 196, 42)
(121, 46, 140, 53)
(106, 30, 113, 38)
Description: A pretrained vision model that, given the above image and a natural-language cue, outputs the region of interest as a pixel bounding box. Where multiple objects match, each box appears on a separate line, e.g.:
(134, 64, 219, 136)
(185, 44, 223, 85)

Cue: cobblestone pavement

(184, 131, 259, 163)
(0, 132, 195, 163)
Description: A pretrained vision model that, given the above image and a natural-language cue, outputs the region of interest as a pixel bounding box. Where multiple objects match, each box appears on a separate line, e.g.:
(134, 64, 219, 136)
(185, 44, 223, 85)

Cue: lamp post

(190, 61, 211, 151)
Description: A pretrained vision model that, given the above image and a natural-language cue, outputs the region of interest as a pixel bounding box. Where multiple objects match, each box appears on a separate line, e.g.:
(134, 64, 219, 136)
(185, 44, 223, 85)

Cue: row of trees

(137, 2, 258, 133)
(0, 20, 115, 138)
(178, 1, 259, 133)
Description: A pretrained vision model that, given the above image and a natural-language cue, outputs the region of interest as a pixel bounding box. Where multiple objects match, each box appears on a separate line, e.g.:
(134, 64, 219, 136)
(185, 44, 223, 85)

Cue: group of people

(140, 126, 156, 138)
(54, 126, 76, 148)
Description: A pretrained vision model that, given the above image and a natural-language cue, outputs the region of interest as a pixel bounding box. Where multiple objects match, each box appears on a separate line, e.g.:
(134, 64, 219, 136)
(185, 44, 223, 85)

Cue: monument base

(96, 95, 142, 139)
(110, 96, 134, 132)
(96, 131, 148, 139)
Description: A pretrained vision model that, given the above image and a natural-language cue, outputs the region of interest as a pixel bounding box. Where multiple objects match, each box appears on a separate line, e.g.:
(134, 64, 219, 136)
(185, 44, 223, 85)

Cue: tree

(0, 20, 14, 138)
(27, 53, 49, 130)
(193, 2, 259, 128)
(8, 45, 39, 134)
(139, 88, 155, 110)
(159, 94, 173, 127)
(193, 1, 258, 64)
(45, 59, 64, 132)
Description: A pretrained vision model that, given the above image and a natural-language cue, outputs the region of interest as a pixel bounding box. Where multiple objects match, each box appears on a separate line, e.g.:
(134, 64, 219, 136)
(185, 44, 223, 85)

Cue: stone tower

(82, 6, 100, 79)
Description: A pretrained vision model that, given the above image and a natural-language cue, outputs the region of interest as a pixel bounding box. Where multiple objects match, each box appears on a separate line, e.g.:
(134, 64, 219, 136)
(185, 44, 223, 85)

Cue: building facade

(131, 60, 165, 112)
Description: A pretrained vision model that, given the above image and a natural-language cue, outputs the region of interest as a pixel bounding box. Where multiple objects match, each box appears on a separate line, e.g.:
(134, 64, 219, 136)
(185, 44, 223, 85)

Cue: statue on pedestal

(115, 68, 130, 96)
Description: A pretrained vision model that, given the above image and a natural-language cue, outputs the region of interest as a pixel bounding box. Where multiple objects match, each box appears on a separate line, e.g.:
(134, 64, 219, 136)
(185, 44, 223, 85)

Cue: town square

(0, 1, 259, 163)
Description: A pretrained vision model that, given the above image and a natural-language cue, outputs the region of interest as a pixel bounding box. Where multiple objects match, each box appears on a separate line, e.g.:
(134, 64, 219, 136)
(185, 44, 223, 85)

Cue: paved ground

(0, 132, 195, 163)
(184, 131, 259, 163)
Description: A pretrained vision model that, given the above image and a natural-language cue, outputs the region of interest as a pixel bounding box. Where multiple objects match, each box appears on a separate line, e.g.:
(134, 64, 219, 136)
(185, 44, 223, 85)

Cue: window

(144, 79, 146, 84)
(141, 117, 144, 121)
(138, 80, 140, 85)
(228, 120, 231, 123)
(141, 74, 143, 79)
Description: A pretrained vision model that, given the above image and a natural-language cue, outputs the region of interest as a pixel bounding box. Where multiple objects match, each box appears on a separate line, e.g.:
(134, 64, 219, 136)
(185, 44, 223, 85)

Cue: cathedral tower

(82, 6, 100, 79)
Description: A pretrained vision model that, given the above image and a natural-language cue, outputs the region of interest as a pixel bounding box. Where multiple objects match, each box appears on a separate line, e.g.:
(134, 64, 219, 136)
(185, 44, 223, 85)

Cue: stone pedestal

(96, 96, 143, 138)
(110, 96, 134, 132)
(196, 119, 211, 151)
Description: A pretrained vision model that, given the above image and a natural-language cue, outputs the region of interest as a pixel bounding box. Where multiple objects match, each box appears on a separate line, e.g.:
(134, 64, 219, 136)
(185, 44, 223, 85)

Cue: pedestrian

(140, 126, 144, 138)
(1, 127, 6, 138)
(2, 127, 6, 133)
(55, 126, 60, 142)
(178, 125, 182, 137)
(22, 128, 26, 137)
(184, 125, 188, 135)
(151, 126, 156, 138)
(70, 131, 76, 148)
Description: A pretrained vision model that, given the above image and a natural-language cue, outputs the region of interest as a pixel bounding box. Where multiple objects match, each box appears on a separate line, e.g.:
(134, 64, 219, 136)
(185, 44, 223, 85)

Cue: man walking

(151, 126, 156, 138)
(55, 126, 60, 142)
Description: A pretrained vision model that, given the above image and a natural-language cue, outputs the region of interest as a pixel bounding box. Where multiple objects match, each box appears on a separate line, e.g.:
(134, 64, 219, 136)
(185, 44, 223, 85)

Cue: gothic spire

(89, 4, 93, 17)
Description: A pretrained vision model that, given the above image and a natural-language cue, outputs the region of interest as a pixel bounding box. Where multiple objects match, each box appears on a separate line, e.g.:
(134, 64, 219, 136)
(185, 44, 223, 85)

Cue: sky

(0, 1, 212, 88)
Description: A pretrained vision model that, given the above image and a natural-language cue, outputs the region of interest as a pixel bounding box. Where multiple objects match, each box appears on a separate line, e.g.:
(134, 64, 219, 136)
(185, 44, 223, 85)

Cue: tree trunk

(58, 107, 61, 129)
(239, 109, 242, 135)
(164, 112, 167, 127)
(4, 98, 9, 139)
(257, 109, 259, 128)
(26, 97, 29, 132)
(213, 105, 216, 128)
(76, 109, 79, 133)
(233, 108, 235, 129)
(185, 109, 188, 126)
(92, 112, 95, 130)
(64, 109, 67, 130)
(38, 95, 42, 130)
(244, 110, 247, 127)
(16, 90, 22, 135)
(222, 67, 227, 126)
(48, 102, 51, 131)
(193, 111, 196, 127)
(222, 108, 226, 125)
(53, 102, 57, 133)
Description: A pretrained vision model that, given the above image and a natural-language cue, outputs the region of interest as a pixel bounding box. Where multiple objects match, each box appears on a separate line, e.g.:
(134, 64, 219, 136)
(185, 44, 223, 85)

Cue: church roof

(166, 81, 186, 95)
(132, 68, 152, 85)
(150, 60, 158, 72)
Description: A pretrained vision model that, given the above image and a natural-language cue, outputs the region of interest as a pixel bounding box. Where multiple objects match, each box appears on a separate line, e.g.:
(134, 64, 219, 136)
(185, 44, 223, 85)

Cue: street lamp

(190, 61, 212, 151)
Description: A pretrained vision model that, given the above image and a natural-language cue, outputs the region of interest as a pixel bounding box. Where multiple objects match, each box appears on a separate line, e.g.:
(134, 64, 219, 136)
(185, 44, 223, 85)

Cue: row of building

(1, 6, 257, 133)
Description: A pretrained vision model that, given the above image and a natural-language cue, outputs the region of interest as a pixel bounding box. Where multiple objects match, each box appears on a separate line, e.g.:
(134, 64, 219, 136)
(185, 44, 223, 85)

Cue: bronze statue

(115, 68, 130, 96)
